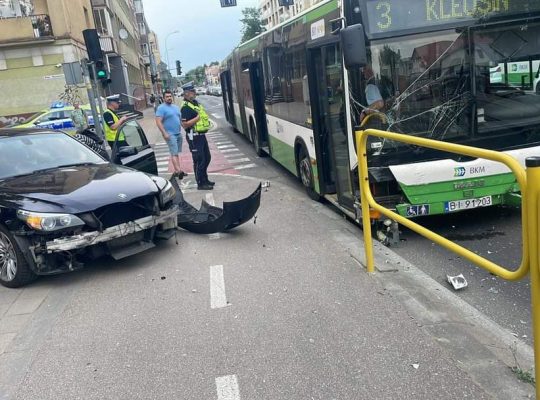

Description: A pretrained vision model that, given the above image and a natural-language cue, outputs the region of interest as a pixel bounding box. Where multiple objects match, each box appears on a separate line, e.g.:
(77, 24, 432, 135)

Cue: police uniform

(103, 95, 127, 148)
(181, 83, 212, 189)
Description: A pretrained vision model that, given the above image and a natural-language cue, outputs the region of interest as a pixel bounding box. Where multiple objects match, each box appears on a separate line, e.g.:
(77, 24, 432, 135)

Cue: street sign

(62, 62, 83, 85)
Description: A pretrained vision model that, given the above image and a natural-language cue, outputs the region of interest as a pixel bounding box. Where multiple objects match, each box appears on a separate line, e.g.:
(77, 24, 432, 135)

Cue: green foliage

(240, 7, 264, 43)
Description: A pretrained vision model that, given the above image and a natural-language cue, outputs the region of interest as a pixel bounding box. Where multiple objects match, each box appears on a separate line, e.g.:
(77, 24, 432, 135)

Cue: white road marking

(220, 148, 241, 153)
(210, 265, 228, 309)
(216, 375, 240, 400)
(227, 157, 250, 164)
(217, 144, 235, 149)
(224, 152, 245, 158)
(205, 193, 215, 206)
(234, 163, 257, 170)
(215, 142, 233, 146)
(211, 113, 222, 119)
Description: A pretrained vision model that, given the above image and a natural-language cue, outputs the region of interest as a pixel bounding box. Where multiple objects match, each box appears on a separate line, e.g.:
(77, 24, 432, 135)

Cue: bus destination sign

(365, 0, 540, 34)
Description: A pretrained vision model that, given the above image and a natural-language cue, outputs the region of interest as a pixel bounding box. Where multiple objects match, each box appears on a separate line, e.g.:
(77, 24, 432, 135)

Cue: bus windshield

(362, 19, 540, 154)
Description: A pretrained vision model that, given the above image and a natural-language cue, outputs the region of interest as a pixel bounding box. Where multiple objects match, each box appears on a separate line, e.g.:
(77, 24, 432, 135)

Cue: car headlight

(17, 210, 85, 232)
(159, 181, 176, 206)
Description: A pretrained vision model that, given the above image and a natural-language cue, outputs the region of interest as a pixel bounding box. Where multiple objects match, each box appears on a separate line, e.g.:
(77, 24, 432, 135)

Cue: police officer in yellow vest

(181, 82, 213, 190)
(103, 95, 128, 148)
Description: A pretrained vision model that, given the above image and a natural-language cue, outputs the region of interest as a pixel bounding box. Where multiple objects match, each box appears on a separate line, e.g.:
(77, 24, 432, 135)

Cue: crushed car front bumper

(44, 205, 179, 252)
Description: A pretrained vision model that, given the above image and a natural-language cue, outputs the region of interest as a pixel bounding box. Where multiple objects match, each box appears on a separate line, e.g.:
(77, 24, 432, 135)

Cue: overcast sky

(142, 0, 260, 73)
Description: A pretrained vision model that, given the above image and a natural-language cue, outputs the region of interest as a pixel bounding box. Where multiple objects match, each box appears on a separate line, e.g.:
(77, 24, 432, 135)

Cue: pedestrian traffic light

(176, 60, 182, 76)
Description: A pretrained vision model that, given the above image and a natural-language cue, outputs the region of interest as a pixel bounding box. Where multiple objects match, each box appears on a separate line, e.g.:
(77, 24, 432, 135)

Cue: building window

(93, 8, 111, 36)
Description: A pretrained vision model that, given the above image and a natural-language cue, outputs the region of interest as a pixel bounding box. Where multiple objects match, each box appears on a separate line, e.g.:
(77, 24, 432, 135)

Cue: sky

(142, 0, 260, 73)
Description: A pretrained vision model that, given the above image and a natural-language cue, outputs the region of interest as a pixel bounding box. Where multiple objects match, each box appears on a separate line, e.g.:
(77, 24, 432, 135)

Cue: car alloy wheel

(0, 231, 17, 282)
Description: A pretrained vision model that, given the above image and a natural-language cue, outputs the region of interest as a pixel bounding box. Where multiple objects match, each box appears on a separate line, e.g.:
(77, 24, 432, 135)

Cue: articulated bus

(221, 0, 540, 241)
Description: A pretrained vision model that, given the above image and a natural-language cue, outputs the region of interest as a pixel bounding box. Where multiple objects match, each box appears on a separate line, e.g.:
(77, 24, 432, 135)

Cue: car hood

(0, 164, 161, 214)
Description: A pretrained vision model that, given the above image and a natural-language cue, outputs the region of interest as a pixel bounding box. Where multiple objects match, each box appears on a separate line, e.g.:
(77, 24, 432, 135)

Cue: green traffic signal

(97, 70, 107, 78)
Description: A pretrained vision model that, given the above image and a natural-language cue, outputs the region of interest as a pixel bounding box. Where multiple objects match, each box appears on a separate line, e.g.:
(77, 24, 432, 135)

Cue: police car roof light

(50, 101, 66, 109)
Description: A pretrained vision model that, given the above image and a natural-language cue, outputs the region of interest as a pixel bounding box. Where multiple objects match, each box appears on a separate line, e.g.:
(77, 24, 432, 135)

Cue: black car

(0, 124, 178, 288)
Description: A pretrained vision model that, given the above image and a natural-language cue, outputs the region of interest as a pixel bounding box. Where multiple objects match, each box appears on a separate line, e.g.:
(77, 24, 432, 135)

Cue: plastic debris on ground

(447, 274, 468, 290)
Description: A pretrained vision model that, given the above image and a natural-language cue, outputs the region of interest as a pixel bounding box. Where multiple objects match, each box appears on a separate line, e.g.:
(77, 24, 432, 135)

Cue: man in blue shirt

(155, 90, 186, 178)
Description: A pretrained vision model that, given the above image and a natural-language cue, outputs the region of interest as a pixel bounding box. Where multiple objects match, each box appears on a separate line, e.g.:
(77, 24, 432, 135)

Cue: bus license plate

(444, 196, 492, 212)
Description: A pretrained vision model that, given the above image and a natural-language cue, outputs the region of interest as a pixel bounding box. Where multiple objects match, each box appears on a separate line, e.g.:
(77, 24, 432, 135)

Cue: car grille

(92, 195, 159, 229)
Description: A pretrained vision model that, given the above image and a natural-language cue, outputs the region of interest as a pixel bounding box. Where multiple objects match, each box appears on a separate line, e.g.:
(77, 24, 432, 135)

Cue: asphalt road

(0, 95, 533, 399)
(201, 95, 532, 346)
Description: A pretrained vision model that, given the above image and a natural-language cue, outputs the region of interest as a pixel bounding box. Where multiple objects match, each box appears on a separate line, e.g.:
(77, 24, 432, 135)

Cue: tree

(240, 7, 264, 43)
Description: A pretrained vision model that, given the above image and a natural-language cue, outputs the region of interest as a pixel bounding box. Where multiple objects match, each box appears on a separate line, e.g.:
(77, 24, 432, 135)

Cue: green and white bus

(221, 0, 540, 240)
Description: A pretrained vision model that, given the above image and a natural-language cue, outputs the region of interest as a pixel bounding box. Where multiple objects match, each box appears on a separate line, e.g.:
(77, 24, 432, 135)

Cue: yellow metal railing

(356, 127, 540, 393)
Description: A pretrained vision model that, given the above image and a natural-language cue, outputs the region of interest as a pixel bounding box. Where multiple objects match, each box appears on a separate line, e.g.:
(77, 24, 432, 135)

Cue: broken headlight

(17, 210, 85, 232)
(159, 181, 176, 207)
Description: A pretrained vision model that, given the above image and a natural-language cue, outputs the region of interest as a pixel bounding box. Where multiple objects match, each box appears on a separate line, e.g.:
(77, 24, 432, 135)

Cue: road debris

(411, 363, 420, 369)
(447, 274, 468, 290)
(487, 287, 499, 294)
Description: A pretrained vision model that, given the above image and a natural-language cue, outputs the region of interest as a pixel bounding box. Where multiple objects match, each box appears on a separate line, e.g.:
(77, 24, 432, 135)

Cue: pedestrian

(155, 89, 187, 179)
(103, 95, 128, 149)
(181, 82, 213, 190)
(71, 102, 88, 133)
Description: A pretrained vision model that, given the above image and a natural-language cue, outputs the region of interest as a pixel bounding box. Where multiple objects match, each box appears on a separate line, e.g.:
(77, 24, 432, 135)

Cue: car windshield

(0, 133, 106, 179)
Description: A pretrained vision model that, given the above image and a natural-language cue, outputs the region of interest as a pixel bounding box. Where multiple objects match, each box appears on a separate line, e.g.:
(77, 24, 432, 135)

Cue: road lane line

(227, 157, 250, 164)
(215, 142, 232, 146)
(220, 148, 241, 153)
(210, 265, 228, 309)
(215, 375, 240, 400)
(234, 163, 257, 170)
(217, 144, 235, 149)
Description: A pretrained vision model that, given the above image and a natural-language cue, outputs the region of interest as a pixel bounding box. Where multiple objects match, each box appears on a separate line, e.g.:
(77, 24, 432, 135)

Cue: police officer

(103, 95, 128, 148)
(181, 82, 213, 190)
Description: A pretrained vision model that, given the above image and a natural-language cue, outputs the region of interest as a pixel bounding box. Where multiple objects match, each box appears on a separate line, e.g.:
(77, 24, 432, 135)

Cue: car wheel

(297, 145, 320, 201)
(0, 225, 36, 288)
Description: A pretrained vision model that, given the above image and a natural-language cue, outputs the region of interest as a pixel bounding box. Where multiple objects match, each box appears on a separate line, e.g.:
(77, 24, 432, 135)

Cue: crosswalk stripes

(153, 142, 170, 175)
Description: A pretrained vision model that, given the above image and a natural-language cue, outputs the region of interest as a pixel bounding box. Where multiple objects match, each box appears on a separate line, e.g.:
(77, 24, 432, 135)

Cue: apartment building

(91, 0, 146, 109)
(0, 0, 94, 121)
(260, 0, 323, 29)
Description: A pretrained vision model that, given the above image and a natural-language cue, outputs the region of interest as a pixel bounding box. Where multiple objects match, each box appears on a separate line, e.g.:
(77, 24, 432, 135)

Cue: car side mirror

(117, 146, 138, 158)
(341, 24, 367, 70)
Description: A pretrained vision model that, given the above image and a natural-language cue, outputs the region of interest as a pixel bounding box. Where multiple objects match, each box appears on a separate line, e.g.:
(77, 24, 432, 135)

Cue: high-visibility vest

(183, 101, 210, 133)
(103, 109, 125, 142)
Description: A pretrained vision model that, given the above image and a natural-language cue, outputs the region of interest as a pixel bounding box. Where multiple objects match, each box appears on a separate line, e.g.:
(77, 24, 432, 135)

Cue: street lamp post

(165, 30, 179, 73)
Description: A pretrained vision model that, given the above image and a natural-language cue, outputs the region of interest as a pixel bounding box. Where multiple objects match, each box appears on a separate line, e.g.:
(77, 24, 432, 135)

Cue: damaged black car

(0, 128, 179, 288)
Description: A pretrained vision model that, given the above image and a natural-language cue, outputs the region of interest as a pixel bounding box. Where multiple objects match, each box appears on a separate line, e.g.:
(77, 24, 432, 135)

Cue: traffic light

(220, 0, 237, 7)
(83, 28, 110, 85)
(176, 60, 182, 76)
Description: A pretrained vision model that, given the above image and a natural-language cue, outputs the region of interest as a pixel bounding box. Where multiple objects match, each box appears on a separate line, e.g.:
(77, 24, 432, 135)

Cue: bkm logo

(454, 167, 466, 177)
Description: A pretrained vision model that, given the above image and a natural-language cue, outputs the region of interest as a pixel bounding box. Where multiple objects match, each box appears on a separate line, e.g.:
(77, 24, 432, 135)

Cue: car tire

(297, 145, 320, 201)
(0, 225, 36, 288)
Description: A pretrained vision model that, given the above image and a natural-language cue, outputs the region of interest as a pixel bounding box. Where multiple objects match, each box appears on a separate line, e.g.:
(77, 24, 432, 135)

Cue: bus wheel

(297, 145, 320, 201)
(536, 83, 540, 95)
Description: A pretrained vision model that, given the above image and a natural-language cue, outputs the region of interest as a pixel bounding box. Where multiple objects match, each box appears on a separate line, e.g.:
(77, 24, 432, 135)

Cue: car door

(35, 110, 64, 130)
(111, 119, 158, 175)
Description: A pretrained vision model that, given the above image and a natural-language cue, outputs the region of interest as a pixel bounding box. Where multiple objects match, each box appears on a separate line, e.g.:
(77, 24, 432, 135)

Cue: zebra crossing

(152, 130, 256, 177)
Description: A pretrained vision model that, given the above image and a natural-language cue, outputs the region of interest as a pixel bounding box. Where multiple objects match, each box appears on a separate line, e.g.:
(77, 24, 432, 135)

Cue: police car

(12, 101, 94, 133)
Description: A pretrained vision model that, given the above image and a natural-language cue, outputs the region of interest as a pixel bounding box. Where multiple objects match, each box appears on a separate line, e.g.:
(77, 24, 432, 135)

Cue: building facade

(90, 0, 146, 110)
(0, 0, 94, 123)
(260, 0, 323, 29)
(205, 65, 220, 86)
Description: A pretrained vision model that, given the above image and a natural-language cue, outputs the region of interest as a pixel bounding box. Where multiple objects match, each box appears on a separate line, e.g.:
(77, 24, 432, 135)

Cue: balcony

(0, 14, 54, 45)
(99, 36, 118, 54)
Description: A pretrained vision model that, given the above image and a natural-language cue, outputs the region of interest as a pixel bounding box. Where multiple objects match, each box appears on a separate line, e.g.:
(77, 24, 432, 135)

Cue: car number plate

(444, 196, 492, 212)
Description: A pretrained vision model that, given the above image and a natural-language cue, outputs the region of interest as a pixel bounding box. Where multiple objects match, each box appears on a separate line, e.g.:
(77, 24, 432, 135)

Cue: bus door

(249, 61, 269, 154)
(308, 43, 353, 207)
(220, 71, 235, 125)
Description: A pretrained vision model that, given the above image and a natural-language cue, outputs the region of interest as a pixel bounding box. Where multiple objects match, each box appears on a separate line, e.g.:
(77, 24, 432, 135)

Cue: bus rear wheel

(250, 120, 265, 157)
(297, 145, 320, 201)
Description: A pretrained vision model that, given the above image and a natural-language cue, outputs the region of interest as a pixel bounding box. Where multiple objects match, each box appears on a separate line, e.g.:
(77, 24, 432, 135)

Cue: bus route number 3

(376, 1, 392, 30)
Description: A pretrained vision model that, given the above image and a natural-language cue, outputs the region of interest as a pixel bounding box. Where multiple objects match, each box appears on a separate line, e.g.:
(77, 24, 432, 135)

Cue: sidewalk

(138, 107, 536, 399)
